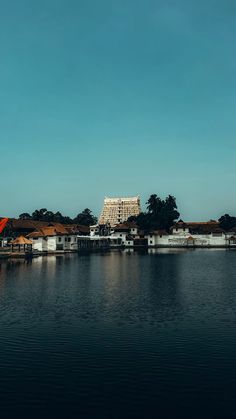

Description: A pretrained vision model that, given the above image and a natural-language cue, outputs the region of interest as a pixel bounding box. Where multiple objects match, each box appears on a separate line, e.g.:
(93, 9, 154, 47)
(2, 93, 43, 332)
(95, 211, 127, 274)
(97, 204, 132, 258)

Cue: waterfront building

(111, 222, 139, 246)
(145, 221, 236, 247)
(99, 196, 141, 226)
(28, 223, 89, 253)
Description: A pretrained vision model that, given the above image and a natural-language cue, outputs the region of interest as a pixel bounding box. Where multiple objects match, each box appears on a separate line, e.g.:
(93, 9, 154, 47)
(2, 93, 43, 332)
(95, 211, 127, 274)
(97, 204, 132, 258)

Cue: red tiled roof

(114, 222, 138, 231)
(149, 229, 168, 235)
(172, 221, 223, 234)
(11, 235, 33, 245)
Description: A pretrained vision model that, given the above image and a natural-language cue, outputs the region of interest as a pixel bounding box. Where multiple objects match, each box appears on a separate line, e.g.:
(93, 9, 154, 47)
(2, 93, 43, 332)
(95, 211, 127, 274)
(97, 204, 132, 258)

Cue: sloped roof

(28, 226, 67, 238)
(149, 229, 168, 235)
(114, 222, 138, 231)
(10, 219, 50, 232)
(11, 236, 33, 245)
(64, 224, 90, 234)
(172, 221, 223, 234)
(27, 222, 88, 238)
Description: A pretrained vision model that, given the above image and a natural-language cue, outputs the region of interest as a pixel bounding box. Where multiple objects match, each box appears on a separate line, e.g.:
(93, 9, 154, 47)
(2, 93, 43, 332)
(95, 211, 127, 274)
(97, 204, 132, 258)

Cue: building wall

(32, 235, 78, 252)
(47, 237, 57, 251)
(32, 238, 44, 252)
(146, 233, 228, 247)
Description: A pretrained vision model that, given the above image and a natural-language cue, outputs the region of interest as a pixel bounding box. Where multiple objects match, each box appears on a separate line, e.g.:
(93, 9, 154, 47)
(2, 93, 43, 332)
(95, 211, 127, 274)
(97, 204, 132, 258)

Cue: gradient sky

(1, 0, 235, 220)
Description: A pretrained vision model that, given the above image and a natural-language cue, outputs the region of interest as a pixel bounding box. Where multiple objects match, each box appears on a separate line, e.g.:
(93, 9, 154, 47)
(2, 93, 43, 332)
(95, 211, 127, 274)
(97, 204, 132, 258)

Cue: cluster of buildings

(80, 197, 236, 250)
(80, 220, 236, 250)
(1, 219, 89, 254)
(1, 196, 236, 255)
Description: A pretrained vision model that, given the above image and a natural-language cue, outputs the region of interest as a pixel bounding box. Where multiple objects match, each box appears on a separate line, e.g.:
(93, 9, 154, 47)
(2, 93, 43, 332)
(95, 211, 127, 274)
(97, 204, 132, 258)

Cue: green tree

(160, 195, 180, 231)
(19, 213, 32, 220)
(128, 194, 180, 232)
(43, 211, 55, 222)
(74, 208, 97, 226)
(53, 211, 64, 223)
(32, 208, 48, 221)
(218, 214, 236, 231)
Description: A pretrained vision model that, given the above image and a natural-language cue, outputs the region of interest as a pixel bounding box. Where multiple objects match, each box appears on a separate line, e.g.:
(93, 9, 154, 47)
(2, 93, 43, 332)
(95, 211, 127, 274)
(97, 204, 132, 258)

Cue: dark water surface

(0, 249, 236, 418)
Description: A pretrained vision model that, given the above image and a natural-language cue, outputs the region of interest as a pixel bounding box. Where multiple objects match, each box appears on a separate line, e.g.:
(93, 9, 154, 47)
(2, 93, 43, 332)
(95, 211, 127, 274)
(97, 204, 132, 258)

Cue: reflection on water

(0, 250, 236, 418)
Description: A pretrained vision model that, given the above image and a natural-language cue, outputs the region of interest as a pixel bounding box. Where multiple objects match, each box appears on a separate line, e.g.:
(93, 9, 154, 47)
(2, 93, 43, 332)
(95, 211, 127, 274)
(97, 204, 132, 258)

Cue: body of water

(0, 249, 236, 418)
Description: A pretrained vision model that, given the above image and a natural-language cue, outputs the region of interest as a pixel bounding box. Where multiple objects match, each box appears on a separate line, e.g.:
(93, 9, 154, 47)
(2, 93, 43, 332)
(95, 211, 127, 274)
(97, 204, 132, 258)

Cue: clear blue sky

(1, 0, 235, 220)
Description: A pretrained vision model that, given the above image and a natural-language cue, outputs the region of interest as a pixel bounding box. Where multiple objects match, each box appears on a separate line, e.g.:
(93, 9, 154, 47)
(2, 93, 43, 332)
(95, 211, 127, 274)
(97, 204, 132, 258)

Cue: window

(150, 235, 152, 238)
(74, 237, 77, 242)
(68, 237, 71, 242)
(58, 237, 62, 242)
(150, 240, 153, 244)
(65, 237, 67, 242)
(176, 228, 178, 231)
(120, 234, 122, 237)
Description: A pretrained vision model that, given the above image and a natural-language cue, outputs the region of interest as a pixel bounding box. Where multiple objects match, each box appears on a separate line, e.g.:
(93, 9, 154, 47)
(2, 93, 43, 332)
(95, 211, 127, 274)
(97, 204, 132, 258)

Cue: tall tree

(218, 214, 236, 231)
(128, 193, 180, 232)
(43, 211, 55, 222)
(53, 211, 64, 223)
(146, 194, 164, 215)
(32, 208, 48, 221)
(74, 208, 97, 226)
(160, 195, 180, 231)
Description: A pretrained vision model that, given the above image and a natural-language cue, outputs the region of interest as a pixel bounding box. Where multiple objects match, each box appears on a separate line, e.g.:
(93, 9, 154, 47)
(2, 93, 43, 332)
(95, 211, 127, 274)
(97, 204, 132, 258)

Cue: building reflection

(0, 249, 235, 338)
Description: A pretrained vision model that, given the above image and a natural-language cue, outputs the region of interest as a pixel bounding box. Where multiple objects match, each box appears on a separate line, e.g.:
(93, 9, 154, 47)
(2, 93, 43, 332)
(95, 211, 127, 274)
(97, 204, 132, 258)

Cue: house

(145, 221, 233, 247)
(28, 223, 89, 253)
(146, 230, 168, 246)
(170, 221, 226, 247)
(225, 228, 236, 246)
(90, 223, 111, 237)
(110, 222, 139, 246)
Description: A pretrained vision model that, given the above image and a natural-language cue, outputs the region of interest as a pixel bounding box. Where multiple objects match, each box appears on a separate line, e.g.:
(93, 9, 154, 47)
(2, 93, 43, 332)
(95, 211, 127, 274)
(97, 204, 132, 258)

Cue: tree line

(128, 194, 236, 233)
(18, 196, 236, 231)
(128, 194, 180, 232)
(19, 208, 97, 226)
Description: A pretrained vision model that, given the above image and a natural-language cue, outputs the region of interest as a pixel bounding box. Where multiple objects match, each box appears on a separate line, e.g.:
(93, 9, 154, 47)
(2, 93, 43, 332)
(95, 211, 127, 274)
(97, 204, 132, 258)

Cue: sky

(0, 0, 236, 220)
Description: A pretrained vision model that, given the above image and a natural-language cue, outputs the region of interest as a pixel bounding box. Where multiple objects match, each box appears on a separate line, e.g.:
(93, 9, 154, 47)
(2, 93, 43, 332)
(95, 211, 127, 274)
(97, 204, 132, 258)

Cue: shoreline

(1, 245, 236, 259)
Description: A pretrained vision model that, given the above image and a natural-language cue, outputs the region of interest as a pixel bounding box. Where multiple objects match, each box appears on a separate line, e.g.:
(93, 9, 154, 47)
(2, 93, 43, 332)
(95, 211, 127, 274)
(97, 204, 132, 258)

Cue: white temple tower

(99, 196, 141, 226)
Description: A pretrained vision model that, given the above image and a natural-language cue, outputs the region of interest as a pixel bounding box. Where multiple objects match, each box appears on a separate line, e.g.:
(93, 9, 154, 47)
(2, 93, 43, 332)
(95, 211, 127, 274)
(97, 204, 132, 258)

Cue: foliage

(19, 213, 32, 220)
(128, 194, 180, 232)
(18, 208, 97, 226)
(74, 208, 97, 226)
(218, 214, 236, 231)
(32, 208, 48, 221)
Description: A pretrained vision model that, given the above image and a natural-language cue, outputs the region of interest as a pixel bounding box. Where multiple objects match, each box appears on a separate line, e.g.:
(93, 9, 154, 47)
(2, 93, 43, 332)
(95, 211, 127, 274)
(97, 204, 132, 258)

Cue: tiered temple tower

(99, 196, 141, 226)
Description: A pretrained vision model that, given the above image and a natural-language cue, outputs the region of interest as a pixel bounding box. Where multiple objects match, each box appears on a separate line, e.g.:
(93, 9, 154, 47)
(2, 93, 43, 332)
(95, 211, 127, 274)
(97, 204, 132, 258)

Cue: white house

(28, 223, 85, 253)
(146, 221, 236, 248)
(110, 222, 138, 246)
(89, 220, 236, 249)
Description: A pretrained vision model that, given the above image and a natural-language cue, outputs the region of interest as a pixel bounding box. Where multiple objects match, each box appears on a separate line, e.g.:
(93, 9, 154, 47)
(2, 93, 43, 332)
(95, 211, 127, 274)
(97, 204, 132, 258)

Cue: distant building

(145, 221, 236, 247)
(27, 223, 89, 253)
(99, 196, 141, 226)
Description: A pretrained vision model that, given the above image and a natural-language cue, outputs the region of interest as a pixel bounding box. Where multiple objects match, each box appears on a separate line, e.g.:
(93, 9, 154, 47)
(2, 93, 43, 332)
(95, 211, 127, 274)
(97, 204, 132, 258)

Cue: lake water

(0, 249, 236, 418)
